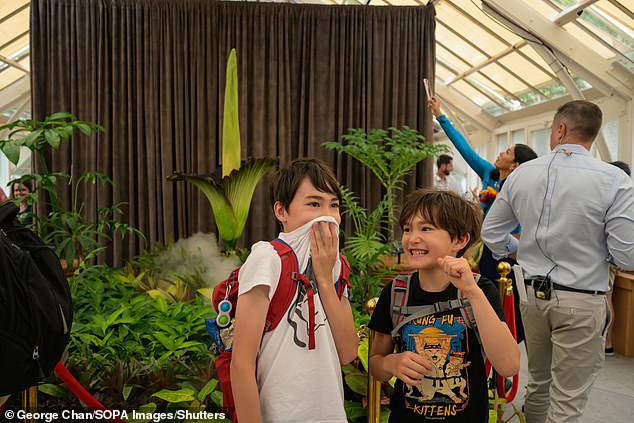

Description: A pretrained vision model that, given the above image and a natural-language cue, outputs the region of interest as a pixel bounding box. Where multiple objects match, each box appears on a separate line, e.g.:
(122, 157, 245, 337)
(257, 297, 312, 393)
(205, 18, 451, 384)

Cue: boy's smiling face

(402, 213, 466, 269)
(274, 177, 341, 233)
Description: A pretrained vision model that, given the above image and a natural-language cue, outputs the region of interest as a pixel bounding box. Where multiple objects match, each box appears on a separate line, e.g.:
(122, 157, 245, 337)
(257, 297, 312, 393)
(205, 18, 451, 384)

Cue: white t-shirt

(237, 240, 348, 423)
(434, 173, 462, 195)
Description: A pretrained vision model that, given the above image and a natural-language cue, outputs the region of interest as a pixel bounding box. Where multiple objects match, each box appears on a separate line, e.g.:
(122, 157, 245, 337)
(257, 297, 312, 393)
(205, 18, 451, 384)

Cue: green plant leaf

(0, 141, 21, 164)
(222, 48, 240, 177)
(122, 384, 133, 401)
(345, 374, 368, 396)
(38, 383, 69, 398)
(151, 388, 196, 403)
(75, 122, 93, 135)
(21, 129, 43, 147)
(196, 379, 218, 402)
(344, 400, 367, 419)
(380, 407, 391, 423)
(45, 128, 61, 148)
(48, 112, 75, 121)
(357, 337, 369, 372)
(210, 390, 223, 409)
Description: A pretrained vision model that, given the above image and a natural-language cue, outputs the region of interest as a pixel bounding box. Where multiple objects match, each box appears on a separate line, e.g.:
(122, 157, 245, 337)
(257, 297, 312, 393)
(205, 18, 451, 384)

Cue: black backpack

(0, 202, 73, 396)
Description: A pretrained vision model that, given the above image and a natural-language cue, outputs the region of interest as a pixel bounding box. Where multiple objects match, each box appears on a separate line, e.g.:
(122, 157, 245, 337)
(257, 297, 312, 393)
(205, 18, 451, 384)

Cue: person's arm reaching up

(429, 97, 496, 180)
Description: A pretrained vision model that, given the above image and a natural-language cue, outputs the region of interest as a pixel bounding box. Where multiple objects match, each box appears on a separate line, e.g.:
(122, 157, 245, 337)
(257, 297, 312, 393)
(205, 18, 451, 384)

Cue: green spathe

(222, 49, 240, 177)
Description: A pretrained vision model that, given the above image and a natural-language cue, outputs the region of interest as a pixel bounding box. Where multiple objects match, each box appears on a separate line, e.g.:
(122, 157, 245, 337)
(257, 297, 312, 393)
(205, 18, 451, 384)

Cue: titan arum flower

(169, 49, 277, 254)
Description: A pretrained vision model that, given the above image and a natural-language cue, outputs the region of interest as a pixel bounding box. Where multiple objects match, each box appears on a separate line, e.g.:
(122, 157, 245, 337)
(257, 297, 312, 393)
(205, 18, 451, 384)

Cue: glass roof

(0, 0, 29, 123)
(0, 0, 632, 124)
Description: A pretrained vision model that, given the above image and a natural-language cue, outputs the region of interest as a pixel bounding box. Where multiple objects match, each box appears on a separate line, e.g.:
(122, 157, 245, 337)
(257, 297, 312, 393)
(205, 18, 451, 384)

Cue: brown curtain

(30, 0, 436, 265)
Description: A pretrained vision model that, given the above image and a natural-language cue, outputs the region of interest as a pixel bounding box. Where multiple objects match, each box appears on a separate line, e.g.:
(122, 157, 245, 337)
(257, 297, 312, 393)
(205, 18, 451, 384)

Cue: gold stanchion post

(496, 262, 512, 299)
(366, 297, 382, 423)
(22, 386, 38, 423)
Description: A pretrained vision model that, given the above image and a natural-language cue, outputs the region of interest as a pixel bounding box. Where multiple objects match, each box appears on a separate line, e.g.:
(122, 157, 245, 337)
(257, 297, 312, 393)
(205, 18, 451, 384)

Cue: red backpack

(211, 238, 351, 422)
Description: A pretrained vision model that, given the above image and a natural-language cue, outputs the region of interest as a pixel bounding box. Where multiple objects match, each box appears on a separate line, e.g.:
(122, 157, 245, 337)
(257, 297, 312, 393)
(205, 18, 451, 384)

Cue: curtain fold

(30, 0, 436, 265)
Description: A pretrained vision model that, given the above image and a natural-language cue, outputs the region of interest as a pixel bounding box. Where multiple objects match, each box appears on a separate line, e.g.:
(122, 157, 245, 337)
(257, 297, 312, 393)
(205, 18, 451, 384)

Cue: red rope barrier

(485, 286, 520, 403)
(498, 292, 519, 402)
(54, 362, 127, 423)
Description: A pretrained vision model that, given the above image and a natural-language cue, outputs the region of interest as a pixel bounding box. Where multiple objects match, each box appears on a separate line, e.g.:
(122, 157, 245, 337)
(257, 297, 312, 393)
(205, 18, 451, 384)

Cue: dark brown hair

(10, 180, 34, 199)
(270, 158, 342, 210)
(553, 100, 602, 141)
(399, 188, 482, 257)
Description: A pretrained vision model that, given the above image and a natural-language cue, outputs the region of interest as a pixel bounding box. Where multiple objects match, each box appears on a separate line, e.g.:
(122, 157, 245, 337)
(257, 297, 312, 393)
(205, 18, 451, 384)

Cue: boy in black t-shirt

(369, 189, 519, 423)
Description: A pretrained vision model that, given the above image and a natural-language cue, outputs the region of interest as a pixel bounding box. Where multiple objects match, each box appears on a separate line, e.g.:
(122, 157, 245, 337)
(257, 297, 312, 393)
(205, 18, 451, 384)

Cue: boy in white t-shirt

(230, 158, 359, 423)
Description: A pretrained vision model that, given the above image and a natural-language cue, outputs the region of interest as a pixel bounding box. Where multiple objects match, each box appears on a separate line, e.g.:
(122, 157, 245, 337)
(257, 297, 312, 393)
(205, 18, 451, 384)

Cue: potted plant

(0, 113, 143, 272)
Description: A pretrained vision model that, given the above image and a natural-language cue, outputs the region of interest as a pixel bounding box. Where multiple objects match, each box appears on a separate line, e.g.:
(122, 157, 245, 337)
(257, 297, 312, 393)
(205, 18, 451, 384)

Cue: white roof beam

(0, 76, 30, 105)
(553, 0, 600, 25)
(438, 19, 546, 102)
(0, 3, 29, 25)
(482, 0, 633, 100)
(434, 81, 499, 132)
(446, 41, 526, 85)
(531, 44, 612, 161)
(608, 0, 634, 20)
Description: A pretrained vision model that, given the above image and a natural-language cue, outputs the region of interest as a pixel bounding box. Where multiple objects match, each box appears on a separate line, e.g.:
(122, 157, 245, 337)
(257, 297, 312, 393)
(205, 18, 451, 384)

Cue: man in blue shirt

(481, 100, 634, 423)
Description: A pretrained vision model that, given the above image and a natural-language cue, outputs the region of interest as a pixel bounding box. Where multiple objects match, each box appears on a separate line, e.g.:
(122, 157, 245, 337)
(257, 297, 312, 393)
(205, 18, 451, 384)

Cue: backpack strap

(335, 253, 351, 300)
(390, 298, 468, 338)
(390, 274, 412, 331)
(264, 240, 351, 351)
(266, 239, 318, 350)
(458, 274, 482, 346)
(389, 273, 484, 343)
(264, 239, 301, 332)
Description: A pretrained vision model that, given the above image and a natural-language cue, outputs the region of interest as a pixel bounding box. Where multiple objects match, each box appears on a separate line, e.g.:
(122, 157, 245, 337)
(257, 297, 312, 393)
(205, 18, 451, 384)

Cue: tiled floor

(503, 344, 634, 423)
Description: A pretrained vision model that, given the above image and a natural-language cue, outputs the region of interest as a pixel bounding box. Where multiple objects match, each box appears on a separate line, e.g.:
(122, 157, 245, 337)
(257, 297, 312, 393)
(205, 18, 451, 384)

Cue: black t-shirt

(368, 273, 505, 423)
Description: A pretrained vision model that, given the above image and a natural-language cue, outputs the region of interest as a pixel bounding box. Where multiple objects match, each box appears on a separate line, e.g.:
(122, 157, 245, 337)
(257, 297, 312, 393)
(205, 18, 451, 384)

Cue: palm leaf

(222, 49, 240, 177)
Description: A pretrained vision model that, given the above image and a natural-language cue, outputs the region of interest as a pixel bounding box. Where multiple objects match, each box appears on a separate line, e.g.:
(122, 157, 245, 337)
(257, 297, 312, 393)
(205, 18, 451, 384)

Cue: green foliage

(57, 265, 223, 412)
(323, 126, 450, 240)
(40, 171, 144, 266)
(118, 233, 240, 303)
(0, 113, 143, 264)
(324, 126, 448, 308)
(341, 186, 396, 307)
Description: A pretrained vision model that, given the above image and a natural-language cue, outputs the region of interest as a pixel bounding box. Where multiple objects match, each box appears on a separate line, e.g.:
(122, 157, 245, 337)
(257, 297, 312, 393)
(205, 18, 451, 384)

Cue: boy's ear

(451, 233, 471, 253)
(273, 201, 288, 224)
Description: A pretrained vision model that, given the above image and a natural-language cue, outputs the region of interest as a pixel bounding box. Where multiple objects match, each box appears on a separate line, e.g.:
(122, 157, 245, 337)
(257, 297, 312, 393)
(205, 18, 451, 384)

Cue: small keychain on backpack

(217, 299, 232, 328)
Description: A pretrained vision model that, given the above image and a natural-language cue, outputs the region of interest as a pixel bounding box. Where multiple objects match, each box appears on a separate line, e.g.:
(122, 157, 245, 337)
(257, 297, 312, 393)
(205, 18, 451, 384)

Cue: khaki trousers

(520, 287, 609, 423)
